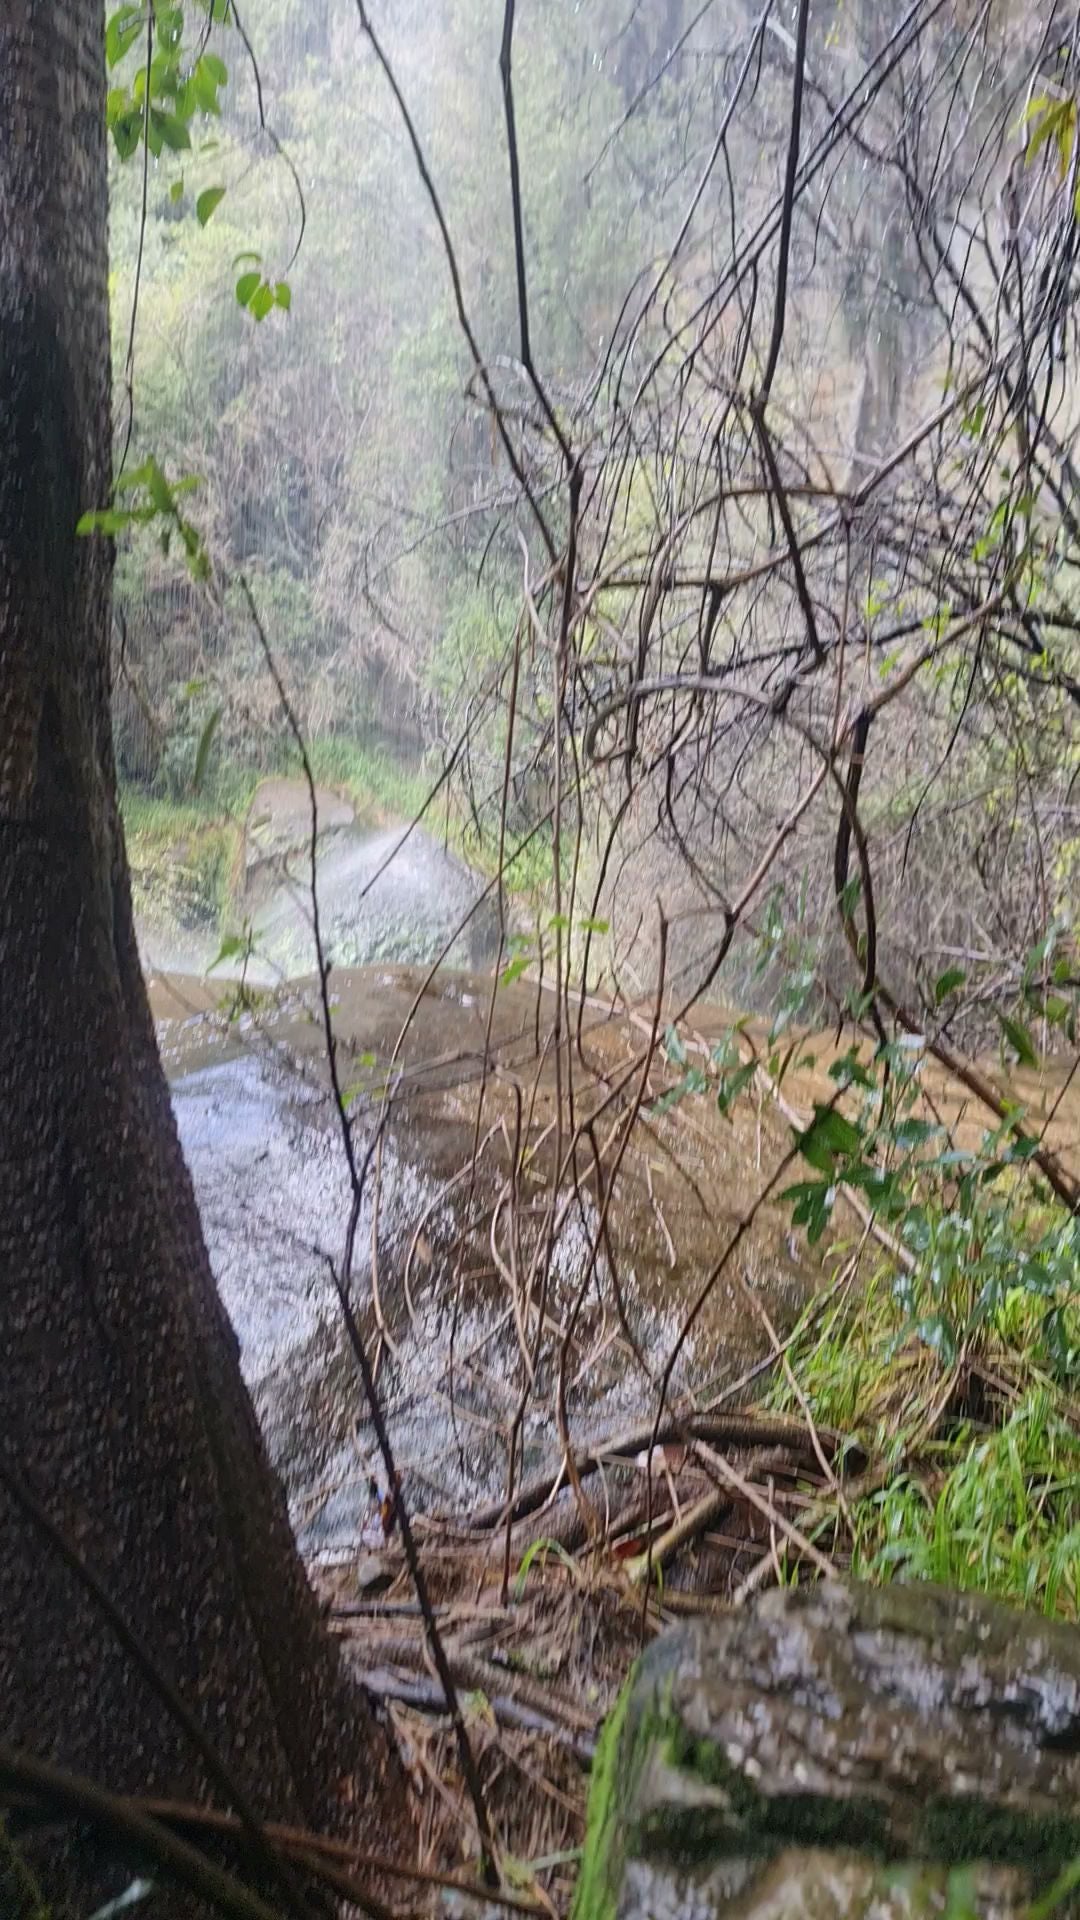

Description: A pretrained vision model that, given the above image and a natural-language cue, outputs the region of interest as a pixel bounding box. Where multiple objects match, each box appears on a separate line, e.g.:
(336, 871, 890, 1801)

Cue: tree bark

(0, 2, 405, 1906)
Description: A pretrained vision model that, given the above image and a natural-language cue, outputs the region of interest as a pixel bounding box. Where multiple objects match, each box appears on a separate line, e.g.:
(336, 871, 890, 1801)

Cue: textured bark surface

(0, 2, 404, 1906)
(575, 1582, 1080, 1920)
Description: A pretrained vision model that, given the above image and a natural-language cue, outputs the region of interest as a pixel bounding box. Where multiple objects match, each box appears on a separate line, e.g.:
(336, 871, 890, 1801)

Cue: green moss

(917, 1800, 1080, 1874)
(577, 1670, 1080, 1916)
(648, 1725, 891, 1862)
(664, 1721, 1080, 1873)
(121, 788, 242, 929)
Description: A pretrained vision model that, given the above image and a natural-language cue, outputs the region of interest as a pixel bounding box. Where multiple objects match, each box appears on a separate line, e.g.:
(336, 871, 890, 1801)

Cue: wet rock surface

(138, 779, 501, 979)
(575, 1581, 1080, 1920)
(248, 823, 501, 975)
(153, 966, 815, 1557)
(241, 776, 355, 908)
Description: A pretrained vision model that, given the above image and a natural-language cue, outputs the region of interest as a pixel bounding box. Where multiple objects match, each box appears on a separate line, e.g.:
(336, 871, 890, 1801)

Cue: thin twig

(241, 576, 500, 1887)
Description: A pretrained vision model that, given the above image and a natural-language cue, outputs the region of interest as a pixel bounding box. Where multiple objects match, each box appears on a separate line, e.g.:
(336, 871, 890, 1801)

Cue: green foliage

(235, 264, 290, 319)
(101, 0, 653, 836)
(105, 4, 229, 162)
(120, 787, 243, 929)
(303, 736, 430, 826)
(859, 1393, 1080, 1609)
(753, 1012, 1080, 1616)
(514, 1535, 580, 1598)
(196, 184, 226, 226)
(78, 458, 209, 580)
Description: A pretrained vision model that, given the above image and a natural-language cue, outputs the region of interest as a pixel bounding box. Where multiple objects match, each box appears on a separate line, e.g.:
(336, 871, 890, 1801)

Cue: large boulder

(575, 1582, 1080, 1920)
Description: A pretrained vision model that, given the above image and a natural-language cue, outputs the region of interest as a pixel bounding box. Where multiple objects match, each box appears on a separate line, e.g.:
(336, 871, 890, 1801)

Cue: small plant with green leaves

(749, 947, 1080, 1617)
(78, 458, 209, 581)
(499, 915, 610, 989)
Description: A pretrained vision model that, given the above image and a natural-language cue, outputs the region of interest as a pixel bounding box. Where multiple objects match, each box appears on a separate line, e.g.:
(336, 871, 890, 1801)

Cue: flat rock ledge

(573, 1582, 1080, 1920)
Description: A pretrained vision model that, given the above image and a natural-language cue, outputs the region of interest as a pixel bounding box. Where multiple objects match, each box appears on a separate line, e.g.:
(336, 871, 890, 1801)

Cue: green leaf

(111, 105, 144, 160)
(716, 1061, 756, 1116)
(499, 954, 530, 988)
(942, 1865, 979, 1920)
(579, 916, 609, 934)
(1025, 95, 1076, 175)
(196, 185, 226, 226)
(828, 1049, 875, 1090)
(232, 249, 262, 267)
(915, 1314, 957, 1368)
(169, 176, 184, 203)
(934, 966, 967, 1005)
(780, 1178, 834, 1244)
(208, 932, 246, 971)
(513, 1536, 577, 1599)
(150, 51, 181, 98)
(106, 5, 145, 68)
(192, 706, 222, 793)
(202, 51, 229, 84)
(235, 269, 261, 307)
(76, 507, 133, 536)
(652, 1077, 691, 1117)
(998, 1011, 1038, 1069)
(891, 1118, 937, 1151)
(114, 459, 154, 493)
(191, 57, 225, 114)
(144, 457, 173, 513)
(273, 280, 292, 310)
(794, 1104, 863, 1174)
(149, 107, 191, 152)
(249, 281, 275, 321)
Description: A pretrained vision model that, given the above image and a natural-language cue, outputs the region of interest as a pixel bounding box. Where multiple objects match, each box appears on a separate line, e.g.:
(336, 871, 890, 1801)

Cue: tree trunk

(0, 2, 405, 1906)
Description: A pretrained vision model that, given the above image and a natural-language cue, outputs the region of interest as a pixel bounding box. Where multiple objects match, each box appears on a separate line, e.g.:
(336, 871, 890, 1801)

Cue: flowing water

(154, 956, 814, 1561)
(150, 802, 1079, 1564)
(137, 777, 501, 983)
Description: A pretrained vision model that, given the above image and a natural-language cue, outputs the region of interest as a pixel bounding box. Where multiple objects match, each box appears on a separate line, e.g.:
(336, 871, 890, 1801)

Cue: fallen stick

(462, 1410, 849, 1533)
(341, 1633, 597, 1733)
(36, 1790, 551, 1916)
(356, 1667, 596, 1763)
(623, 1487, 730, 1585)
(623, 1444, 806, 1585)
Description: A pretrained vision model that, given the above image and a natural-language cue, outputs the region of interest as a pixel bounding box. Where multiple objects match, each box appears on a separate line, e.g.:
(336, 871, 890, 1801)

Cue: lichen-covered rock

(574, 1582, 1080, 1920)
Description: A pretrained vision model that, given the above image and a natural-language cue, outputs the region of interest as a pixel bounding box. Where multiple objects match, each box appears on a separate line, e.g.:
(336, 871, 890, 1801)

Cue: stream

(158, 963, 813, 1562)
(149, 791, 1080, 1569)
(145, 783, 816, 1561)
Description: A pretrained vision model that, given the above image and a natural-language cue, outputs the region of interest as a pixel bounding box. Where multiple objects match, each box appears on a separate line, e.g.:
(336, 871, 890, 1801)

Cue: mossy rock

(574, 1582, 1080, 1920)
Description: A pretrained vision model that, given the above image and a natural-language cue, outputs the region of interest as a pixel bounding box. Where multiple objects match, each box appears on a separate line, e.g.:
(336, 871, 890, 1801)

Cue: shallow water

(158, 889, 1080, 1565)
(162, 966, 814, 1558)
